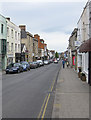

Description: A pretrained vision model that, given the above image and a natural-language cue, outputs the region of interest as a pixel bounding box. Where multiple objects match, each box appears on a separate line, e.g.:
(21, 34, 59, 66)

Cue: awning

(79, 38, 91, 53)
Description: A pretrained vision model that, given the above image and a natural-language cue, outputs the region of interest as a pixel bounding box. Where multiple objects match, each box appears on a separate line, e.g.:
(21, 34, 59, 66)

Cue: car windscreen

(7, 64, 14, 68)
(14, 63, 20, 67)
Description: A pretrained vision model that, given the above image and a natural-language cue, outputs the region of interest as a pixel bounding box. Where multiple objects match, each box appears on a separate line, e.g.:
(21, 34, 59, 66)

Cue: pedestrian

(62, 59, 65, 68)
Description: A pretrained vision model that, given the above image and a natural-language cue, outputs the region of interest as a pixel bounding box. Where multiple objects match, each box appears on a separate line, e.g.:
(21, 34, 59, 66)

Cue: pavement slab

(52, 66, 89, 118)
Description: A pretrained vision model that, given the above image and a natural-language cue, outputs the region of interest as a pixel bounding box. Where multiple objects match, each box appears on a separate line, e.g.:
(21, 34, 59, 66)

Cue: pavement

(52, 64, 89, 118)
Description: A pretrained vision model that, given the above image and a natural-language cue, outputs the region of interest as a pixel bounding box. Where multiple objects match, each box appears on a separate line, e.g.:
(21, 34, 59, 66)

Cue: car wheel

(6, 71, 8, 74)
(26, 68, 28, 71)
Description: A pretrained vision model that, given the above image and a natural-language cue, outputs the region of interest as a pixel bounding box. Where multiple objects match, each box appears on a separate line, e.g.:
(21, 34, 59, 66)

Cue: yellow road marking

(37, 94, 48, 118)
(38, 78, 56, 119)
(41, 93, 50, 120)
(51, 79, 55, 92)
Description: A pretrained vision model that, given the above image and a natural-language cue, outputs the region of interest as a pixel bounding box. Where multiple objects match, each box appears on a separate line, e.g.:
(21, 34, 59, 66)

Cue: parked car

(6, 63, 23, 74)
(49, 59, 53, 63)
(36, 60, 44, 66)
(54, 59, 58, 64)
(57, 58, 60, 61)
(20, 61, 30, 71)
(29, 62, 37, 69)
(33, 62, 39, 68)
(47, 59, 51, 64)
(44, 60, 49, 65)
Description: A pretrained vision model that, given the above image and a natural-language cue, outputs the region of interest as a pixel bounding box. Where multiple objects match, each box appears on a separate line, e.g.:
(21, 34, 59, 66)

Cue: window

(15, 31, 17, 40)
(85, 53, 88, 73)
(11, 43, 13, 52)
(11, 29, 13, 38)
(7, 42, 9, 52)
(1, 39, 6, 54)
(15, 44, 17, 52)
(18, 33, 20, 40)
(1, 24, 3, 34)
(18, 44, 20, 52)
(7, 27, 9, 36)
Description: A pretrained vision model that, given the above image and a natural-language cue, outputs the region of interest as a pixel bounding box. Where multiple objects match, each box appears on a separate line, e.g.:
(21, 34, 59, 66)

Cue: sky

(0, 1, 88, 52)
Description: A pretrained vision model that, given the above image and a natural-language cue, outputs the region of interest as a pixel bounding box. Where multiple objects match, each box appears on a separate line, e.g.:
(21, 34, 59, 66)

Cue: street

(2, 61, 61, 118)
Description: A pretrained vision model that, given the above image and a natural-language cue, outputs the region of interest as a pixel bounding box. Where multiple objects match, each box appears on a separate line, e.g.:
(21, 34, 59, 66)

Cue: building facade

(19, 25, 33, 62)
(0, 14, 7, 70)
(33, 37, 38, 61)
(77, 1, 91, 83)
(50, 50, 55, 59)
(44, 44, 47, 60)
(68, 28, 78, 70)
(34, 34, 45, 60)
(7, 18, 21, 65)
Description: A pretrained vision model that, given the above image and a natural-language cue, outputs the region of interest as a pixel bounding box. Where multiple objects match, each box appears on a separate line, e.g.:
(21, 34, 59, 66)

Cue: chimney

(19, 25, 26, 31)
(34, 34, 40, 40)
(6, 17, 10, 21)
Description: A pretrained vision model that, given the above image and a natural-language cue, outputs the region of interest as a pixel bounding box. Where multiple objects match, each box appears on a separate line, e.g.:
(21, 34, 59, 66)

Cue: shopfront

(79, 38, 91, 85)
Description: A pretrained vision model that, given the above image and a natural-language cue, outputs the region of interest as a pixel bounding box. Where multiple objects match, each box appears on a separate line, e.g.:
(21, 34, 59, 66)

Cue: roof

(27, 32, 33, 37)
(79, 38, 91, 52)
(34, 34, 40, 37)
(40, 39, 44, 42)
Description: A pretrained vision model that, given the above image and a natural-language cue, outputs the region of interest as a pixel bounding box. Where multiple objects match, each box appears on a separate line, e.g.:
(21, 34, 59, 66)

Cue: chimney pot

(19, 25, 26, 31)
(6, 17, 10, 21)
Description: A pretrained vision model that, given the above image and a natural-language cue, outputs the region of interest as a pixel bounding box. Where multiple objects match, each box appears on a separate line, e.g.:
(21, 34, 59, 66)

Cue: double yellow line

(37, 79, 56, 119)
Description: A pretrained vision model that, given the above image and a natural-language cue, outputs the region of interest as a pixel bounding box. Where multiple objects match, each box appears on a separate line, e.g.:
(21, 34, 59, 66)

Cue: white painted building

(41, 49, 44, 57)
(77, 1, 91, 83)
(6, 18, 21, 65)
(44, 44, 47, 57)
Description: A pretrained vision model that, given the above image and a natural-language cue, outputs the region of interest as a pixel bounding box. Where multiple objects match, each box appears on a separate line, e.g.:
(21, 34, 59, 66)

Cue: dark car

(36, 61, 41, 67)
(20, 61, 30, 71)
(6, 63, 23, 74)
(33, 61, 39, 68)
(29, 62, 37, 69)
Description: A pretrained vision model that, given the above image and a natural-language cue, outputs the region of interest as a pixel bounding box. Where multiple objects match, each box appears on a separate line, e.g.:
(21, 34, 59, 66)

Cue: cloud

(0, 0, 88, 2)
(0, 3, 2, 13)
(1, 2, 86, 52)
(37, 31, 70, 52)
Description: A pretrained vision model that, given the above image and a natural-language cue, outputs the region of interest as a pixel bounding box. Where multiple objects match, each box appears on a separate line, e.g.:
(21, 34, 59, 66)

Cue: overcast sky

(0, 1, 87, 52)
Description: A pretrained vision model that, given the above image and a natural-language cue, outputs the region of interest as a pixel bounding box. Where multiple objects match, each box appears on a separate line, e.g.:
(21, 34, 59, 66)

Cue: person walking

(62, 59, 65, 68)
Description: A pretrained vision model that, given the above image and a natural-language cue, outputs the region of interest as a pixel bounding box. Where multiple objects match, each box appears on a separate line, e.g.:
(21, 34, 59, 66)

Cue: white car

(44, 60, 49, 65)
(36, 60, 44, 66)
(54, 59, 58, 64)
(57, 58, 60, 61)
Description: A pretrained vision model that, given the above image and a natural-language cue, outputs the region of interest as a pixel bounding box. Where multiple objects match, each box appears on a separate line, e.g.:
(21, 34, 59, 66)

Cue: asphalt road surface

(2, 61, 61, 118)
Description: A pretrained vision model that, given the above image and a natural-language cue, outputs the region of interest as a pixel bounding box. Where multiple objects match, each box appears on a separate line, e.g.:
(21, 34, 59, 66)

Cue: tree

(55, 52, 59, 58)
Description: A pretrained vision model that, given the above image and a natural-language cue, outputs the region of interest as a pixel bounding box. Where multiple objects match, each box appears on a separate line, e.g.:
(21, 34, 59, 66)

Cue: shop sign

(75, 41, 81, 47)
